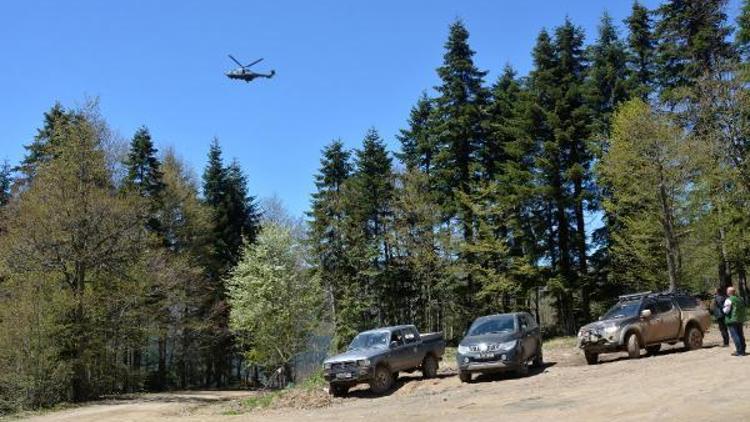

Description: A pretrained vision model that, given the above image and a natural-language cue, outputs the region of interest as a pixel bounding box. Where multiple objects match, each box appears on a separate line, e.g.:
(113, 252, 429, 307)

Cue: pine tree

(432, 19, 489, 238)
(587, 12, 630, 135)
(200, 138, 260, 387)
(17, 103, 72, 180)
(624, 1, 656, 100)
(655, 0, 735, 104)
(308, 140, 356, 348)
(0, 160, 11, 207)
(125, 126, 165, 236)
(348, 128, 395, 324)
(397, 93, 435, 174)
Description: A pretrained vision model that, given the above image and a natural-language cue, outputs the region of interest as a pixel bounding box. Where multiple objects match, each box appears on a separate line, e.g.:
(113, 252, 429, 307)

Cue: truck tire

(645, 344, 661, 355)
(369, 365, 394, 395)
(515, 361, 529, 377)
(627, 333, 641, 359)
(532, 350, 544, 369)
(329, 383, 349, 397)
(458, 370, 472, 383)
(684, 325, 703, 351)
(584, 351, 598, 365)
(422, 354, 438, 379)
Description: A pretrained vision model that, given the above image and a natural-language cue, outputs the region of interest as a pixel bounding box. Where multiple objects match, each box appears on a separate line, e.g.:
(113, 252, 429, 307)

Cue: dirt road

(19, 330, 750, 422)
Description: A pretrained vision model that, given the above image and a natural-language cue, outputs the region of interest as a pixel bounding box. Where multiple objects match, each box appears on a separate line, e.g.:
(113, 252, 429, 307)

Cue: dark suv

(456, 312, 543, 382)
(578, 292, 711, 364)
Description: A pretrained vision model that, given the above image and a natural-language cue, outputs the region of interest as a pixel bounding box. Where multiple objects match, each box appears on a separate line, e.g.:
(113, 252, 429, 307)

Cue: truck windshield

(602, 300, 640, 320)
(348, 332, 389, 350)
(468, 315, 516, 336)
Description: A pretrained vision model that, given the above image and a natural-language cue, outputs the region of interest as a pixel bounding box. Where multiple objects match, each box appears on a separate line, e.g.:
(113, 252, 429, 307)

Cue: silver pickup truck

(323, 325, 445, 396)
(578, 291, 711, 364)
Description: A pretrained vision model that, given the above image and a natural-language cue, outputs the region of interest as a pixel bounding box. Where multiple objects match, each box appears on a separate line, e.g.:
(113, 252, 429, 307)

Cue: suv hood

(580, 316, 633, 333)
(324, 347, 384, 364)
(460, 332, 517, 347)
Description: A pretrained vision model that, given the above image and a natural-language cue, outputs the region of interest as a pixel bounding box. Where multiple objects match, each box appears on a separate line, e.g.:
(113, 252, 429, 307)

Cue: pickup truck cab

(323, 325, 445, 396)
(578, 291, 711, 364)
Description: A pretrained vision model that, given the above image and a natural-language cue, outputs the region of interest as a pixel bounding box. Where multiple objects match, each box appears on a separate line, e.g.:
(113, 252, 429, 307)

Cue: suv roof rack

(618, 291, 653, 301)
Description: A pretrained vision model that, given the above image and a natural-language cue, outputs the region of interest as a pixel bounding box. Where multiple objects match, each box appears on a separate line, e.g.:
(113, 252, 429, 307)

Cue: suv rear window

(675, 295, 700, 309)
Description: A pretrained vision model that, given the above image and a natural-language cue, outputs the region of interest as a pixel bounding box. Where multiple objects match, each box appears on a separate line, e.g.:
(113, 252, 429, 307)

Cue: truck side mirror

(390, 341, 399, 349)
(640, 309, 652, 319)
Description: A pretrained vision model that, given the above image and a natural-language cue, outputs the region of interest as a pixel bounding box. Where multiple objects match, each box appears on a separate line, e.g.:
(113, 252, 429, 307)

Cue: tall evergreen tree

(587, 12, 630, 135)
(348, 128, 395, 324)
(125, 126, 165, 236)
(432, 19, 489, 239)
(308, 140, 356, 348)
(397, 93, 436, 174)
(17, 103, 73, 181)
(200, 138, 260, 387)
(655, 0, 735, 103)
(624, 1, 656, 100)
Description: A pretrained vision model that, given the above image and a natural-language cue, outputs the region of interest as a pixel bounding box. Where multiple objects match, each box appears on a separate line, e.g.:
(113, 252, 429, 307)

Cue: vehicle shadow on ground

(345, 373, 455, 399)
(597, 343, 721, 365)
(471, 361, 557, 384)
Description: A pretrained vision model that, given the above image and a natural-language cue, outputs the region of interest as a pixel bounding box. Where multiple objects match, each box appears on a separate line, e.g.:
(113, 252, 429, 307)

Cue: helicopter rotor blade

(246, 58, 263, 68)
(228, 54, 244, 68)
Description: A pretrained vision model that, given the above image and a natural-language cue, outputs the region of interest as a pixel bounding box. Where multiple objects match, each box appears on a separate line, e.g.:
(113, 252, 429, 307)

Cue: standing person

(713, 287, 730, 347)
(723, 286, 747, 356)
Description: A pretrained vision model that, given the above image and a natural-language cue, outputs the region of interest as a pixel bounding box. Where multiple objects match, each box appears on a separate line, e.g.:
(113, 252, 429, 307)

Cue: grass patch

(240, 392, 281, 411)
(230, 369, 331, 414)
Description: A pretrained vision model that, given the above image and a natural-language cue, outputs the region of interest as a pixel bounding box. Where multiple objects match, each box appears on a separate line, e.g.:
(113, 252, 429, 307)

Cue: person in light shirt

(722, 286, 747, 356)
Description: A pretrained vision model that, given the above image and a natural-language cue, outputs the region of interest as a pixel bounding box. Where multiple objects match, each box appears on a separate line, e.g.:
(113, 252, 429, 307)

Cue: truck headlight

(494, 340, 517, 351)
(603, 325, 619, 335)
(457, 345, 470, 354)
(357, 359, 370, 367)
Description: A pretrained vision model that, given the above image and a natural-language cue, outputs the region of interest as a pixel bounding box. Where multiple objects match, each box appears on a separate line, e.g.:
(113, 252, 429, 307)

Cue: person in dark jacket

(723, 286, 747, 356)
(713, 287, 729, 347)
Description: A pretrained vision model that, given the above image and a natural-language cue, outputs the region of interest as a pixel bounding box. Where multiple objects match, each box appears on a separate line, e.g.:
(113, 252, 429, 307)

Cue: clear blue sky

(0, 0, 742, 217)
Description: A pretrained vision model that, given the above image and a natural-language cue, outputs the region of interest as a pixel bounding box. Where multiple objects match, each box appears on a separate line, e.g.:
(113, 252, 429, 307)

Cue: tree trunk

(658, 174, 679, 292)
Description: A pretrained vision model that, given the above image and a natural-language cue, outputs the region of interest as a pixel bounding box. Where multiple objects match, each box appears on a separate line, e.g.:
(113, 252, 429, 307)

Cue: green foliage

(600, 99, 690, 292)
(624, 1, 655, 100)
(228, 222, 322, 381)
(655, 0, 735, 104)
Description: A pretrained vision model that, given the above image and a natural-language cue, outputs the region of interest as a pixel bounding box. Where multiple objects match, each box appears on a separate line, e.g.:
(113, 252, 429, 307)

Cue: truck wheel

(532, 350, 544, 369)
(458, 370, 472, 383)
(684, 326, 703, 350)
(515, 362, 529, 377)
(329, 384, 349, 397)
(645, 344, 661, 355)
(627, 333, 641, 359)
(422, 355, 438, 379)
(369, 366, 394, 395)
(584, 351, 598, 365)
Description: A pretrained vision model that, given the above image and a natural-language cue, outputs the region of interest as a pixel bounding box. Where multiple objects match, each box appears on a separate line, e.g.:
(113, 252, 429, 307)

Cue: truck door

(640, 299, 660, 344)
(518, 314, 538, 361)
(655, 298, 681, 341)
(388, 329, 410, 371)
(402, 327, 423, 368)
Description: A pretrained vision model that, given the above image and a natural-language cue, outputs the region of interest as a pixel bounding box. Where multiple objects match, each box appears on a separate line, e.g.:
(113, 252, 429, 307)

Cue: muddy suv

(578, 291, 711, 364)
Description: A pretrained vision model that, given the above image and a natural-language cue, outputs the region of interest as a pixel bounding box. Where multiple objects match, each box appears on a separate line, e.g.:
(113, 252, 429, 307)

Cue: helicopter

(225, 54, 275, 83)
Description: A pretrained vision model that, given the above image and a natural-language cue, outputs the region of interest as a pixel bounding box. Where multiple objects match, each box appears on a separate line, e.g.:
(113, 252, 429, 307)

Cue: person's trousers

(718, 318, 730, 346)
(728, 322, 746, 355)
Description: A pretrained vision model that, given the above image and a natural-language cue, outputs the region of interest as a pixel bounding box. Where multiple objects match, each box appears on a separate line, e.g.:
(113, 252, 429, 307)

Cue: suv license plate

(336, 372, 352, 379)
(479, 352, 493, 359)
